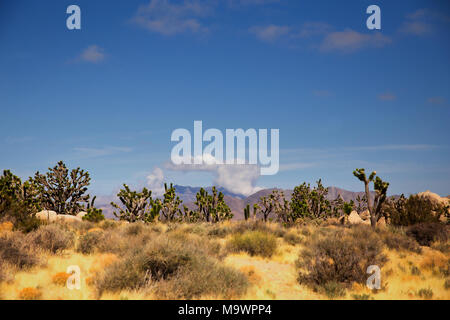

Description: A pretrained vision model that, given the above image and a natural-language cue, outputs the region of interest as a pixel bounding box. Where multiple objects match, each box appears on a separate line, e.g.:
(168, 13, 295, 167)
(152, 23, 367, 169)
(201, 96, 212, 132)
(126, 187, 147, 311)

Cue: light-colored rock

(338, 215, 347, 225)
(348, 211, 364, 225)
(362, 219, 371, 225)
(36, 210, 58, 222)
(76, 211, 88, 219)
(377, 216, 386, 228)
(360, 210, 370, 220)
(417, 191, 450, 207)
(55, 215, 82, 223)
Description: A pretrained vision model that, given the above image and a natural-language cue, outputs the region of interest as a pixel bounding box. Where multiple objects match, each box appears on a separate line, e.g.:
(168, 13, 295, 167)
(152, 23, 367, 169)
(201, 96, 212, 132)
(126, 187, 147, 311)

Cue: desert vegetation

(0, 162, 449, 300)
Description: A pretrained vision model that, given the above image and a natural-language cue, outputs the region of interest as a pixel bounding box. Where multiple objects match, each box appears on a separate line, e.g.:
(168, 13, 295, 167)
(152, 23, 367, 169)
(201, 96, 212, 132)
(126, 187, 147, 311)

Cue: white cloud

(319, 29, 391, 53)
(80, 45, 105, 63)
(165, 155, 262, 196)
(133, 0, 212, 36)
(146, 167, 165, 196)
(249, 25, 290, 42)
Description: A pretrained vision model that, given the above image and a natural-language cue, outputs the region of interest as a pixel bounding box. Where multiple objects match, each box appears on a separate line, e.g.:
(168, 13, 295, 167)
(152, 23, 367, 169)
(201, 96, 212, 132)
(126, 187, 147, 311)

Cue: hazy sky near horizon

(1, 0, 449, 197)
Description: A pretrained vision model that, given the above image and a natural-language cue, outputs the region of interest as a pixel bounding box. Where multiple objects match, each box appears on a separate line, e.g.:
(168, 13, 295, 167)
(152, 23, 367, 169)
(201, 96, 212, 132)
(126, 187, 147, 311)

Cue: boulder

(36, 210, 58, 222)
(417, 191, 450, 212)
(360, 210, 370, 220)
(76, 211, 88, 219)
(55, 215, 82, 223)
(348, 211, 364, 225)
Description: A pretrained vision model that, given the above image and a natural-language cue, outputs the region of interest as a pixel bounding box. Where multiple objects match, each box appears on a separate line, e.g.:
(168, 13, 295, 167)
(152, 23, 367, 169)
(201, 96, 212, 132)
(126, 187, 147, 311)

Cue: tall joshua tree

(194, 187, 232, 223)
(353, 168, 389, 227)
(34, 161, 90, 215)
(111, 184, 161, 222)
(160, 183, 183, 222)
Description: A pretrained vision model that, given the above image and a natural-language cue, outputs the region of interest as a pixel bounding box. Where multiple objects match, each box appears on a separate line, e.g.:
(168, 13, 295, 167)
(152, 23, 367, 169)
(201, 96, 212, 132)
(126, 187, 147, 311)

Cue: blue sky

(1, 0, 449, 197)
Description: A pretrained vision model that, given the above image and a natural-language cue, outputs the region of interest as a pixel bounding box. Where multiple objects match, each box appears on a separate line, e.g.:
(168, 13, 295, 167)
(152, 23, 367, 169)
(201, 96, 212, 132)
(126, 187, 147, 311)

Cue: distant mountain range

(96, 185, 379, 220)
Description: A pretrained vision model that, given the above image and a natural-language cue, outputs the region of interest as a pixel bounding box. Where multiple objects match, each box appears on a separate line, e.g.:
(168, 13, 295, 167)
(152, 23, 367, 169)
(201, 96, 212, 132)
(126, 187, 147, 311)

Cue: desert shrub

(230, 221, 285, 238)
(416, 288, 433, 299)
(0, 232, 40, 268)
(320, 281, 346, 299)
(379, 230, 422, 253)
(444, 279, 450, 290)
(431, 242, 450, 254)
(99, 219, 119, 230)
(0, 262, 7, 283)
(123, 222, 146, 236)
(352, 293, 372, 300)
(18, 287, 42, 300)
(227, 231, 277, 258)
(283, 231, 302, 245)
(207, 224, 231, 238)
(28, 224, 74, 253)
(156, 260, 248, 299)
(406, 223, 448, 246)
(52, 272, 71, 286)
(77, 231, 104, 254)
(95, 235, 247, 299)
(297, 226, 387, 289)
(410, 265, 421, 276)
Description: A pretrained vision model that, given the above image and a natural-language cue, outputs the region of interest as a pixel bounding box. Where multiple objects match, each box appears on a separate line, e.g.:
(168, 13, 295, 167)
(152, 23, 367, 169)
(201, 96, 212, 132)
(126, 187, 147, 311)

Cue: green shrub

(406, 223, 448, 246)
(283, 231, 302, 245)
(77, 231, 104, 254)
(390, 195, 443, 226)
(0, 232, 40, 269)
(379, 230, 422, 253)
(320, 281, 346, 299)
(82, 208, 105, 223)
(227, 231, 277, 257)
(28, 225, 74, 253)
(297, 226, 387, 288)
(95, 235, 248, 299)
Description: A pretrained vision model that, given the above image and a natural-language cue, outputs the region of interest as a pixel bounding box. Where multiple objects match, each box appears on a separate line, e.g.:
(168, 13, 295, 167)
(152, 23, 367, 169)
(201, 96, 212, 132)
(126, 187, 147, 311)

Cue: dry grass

(0, 220, 449, 300)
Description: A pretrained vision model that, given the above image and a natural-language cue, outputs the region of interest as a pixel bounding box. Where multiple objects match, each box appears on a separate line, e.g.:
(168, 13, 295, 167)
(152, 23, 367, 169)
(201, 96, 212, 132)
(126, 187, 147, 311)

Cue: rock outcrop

(36, 210, 57, 222)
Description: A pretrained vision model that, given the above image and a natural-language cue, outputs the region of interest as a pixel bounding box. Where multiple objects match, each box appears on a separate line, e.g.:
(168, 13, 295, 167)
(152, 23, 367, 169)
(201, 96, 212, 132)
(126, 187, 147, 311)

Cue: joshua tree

(255, 189, 284, 222)
(159, 183, 183, 221)
(0, 170, 41, 231)
(34, 161, 90, 215)
(181, 205, 199, 223)
(111, 184, 161, 222)
(194, 187, 233, 222)
(0, 170, 41, 215)
(355, 194, 368, 213)
(290, 180, 331, 219)
(353, 168, 389, 227)
(244, 204, 250, 221)
(273, 191, 293, 223)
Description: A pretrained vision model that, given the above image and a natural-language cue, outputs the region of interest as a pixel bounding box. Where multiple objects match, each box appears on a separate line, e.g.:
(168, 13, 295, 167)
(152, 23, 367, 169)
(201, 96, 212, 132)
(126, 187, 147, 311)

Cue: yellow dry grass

(1, 223, 449, 300)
